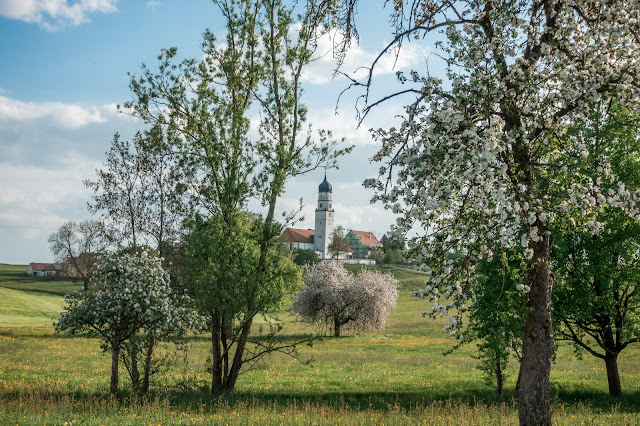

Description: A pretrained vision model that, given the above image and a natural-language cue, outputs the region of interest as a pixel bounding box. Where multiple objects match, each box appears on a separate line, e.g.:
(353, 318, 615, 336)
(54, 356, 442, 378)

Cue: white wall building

(281, 174, 377, 264)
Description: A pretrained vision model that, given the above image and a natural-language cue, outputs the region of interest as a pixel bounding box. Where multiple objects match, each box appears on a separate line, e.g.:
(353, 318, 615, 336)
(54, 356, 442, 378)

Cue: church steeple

(318, 173, 332, 193)
(314, 173, 335, 258)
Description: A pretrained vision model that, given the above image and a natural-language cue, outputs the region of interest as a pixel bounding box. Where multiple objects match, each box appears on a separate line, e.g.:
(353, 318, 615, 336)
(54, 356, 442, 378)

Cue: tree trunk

(224, 319, 253, 393)
(211, 321, 223, 394)
(130, 350, 140, 393)
(604, 352, 622, 397)
(334, 317, 341, 337)
(141, 337, 154, 393)
(110, 345, 120, 395)
(496, 359, 504, 398)
(519, 235, 553, 426)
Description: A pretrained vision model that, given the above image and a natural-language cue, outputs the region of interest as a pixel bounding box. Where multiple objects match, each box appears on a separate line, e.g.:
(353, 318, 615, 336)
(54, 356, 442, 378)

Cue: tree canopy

(292, 262, 399, 337)
(333, 1, 640, 423)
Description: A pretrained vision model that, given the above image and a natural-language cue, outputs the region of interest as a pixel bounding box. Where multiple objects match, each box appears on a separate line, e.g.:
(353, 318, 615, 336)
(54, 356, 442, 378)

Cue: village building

(345, 230, 382, 259)
(26, 263, 57, 277)
(280, 228, 315, 251)
(281, 174, 378, 264)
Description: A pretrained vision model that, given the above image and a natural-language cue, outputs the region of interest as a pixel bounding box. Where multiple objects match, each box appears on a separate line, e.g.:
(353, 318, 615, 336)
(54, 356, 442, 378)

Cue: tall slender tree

(124, 0, 351, 394)
(85, 126, 184, 256)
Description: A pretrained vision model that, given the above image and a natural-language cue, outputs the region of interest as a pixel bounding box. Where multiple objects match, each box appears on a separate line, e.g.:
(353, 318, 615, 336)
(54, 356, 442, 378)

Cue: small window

(320, 203, 323, 208)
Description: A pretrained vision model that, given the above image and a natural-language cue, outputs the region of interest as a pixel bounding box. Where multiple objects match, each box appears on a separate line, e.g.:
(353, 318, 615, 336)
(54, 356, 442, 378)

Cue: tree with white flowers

(55, 250, 199, 395)
(292, 263, 399, 337)
(332, 1, 640, 423)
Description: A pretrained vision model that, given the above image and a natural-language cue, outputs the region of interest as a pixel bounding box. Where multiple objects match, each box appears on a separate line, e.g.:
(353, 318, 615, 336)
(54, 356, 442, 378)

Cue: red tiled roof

(29, 263, 56, 271)
(281, 228, 315, 244)
(350, 230, 381, 247)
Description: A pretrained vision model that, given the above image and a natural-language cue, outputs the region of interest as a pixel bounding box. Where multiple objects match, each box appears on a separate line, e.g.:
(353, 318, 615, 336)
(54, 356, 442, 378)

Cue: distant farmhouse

(27, 263, 57, 277)
(281, 175, 380, 264)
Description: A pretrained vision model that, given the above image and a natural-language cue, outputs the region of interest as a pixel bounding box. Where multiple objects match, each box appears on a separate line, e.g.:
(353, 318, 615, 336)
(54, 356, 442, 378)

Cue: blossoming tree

(333, 1, 640, 423)
(54, 251, 198, 395)
(292, 262, 399, 337)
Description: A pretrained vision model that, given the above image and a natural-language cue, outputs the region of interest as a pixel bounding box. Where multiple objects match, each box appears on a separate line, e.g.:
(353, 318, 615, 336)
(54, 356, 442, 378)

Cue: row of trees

(54, 248, 399, 395)
(53, 0, 356, 397)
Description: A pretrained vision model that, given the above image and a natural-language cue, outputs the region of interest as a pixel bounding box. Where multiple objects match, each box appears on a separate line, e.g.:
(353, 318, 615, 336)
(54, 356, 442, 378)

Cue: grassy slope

(0, 263, 639, 424)
(0, 263, 82, 327)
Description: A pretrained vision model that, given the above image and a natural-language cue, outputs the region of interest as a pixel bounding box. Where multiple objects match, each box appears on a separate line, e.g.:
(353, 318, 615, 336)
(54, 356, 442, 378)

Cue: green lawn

(1, 263, 639, 424)
(0, 263, 83, 327)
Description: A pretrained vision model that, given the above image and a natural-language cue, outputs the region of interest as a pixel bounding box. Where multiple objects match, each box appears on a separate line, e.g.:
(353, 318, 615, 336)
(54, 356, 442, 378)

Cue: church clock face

(328, 212, 333, 218)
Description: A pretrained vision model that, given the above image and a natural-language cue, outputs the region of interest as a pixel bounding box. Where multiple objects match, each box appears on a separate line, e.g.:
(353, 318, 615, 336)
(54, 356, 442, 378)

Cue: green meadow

(1, 263, 639, 424)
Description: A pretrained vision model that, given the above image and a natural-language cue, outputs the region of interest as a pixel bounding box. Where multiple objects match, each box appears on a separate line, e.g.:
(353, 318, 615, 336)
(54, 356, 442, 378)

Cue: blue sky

(0, 0, 436, 264)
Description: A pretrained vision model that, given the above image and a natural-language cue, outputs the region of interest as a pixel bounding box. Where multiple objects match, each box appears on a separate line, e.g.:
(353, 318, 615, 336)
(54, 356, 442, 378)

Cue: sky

(0, 0, 438, 265)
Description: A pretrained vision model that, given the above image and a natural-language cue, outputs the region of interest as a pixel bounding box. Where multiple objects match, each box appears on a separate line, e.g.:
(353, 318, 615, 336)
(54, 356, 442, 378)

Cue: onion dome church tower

(314, 174, 335, 259)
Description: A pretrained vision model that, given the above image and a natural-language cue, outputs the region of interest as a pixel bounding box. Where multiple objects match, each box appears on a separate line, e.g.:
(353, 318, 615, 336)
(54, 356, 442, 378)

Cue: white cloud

(306, 108, 375, 146)
(0, 95, 113, 129)
(301, 28, 430, 85)
(0, 0, 118, 30)
(146, 1, 160, 10)
(0, 153, 100, 234)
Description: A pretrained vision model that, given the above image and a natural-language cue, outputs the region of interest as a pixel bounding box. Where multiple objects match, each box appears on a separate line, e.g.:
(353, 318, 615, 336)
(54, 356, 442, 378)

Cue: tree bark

(605, 352, 622, 397)
(211, 316, 223, 394)
(141, 337, 154, 393)
(496, 359, 504, 398)
(519, 235, 553, 426)
(110, 345, 120, 395)
(334, 317, 341, 337)
(225, 319, 253, 393)
(130, 350, 140, 393)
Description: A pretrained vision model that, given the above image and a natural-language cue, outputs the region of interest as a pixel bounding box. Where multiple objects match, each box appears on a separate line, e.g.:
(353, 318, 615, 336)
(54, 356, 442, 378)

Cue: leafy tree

(48, 219, 107, 290)
(334, 1, 640, 423)
(123, 0, 350, 394)
(381, 231, 406, 265)
(552, 102, 640, 397)
(54, 251, 197, 395)
(292, 262, 399, 337)
(382, 250, 396, 267)
(85, 126, 184, 256)
(84, 133, 146, 250)
(182, 213, 304, 393)
(328, 232, 351, 260)
(381, 231, 405, 253)
(458, 252, 527, 398)
(554, 210, 640, 397)
(293, 248, 321, 266)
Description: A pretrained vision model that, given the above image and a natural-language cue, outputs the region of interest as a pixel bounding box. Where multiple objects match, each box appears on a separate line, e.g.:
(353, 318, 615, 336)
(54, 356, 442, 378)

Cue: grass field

(0, 263, 83, 327)
(1, 263, 639, 424)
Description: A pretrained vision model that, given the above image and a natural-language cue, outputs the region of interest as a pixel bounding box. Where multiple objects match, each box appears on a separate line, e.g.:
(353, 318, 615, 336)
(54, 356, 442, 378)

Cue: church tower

(314, 174, 335, 259)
